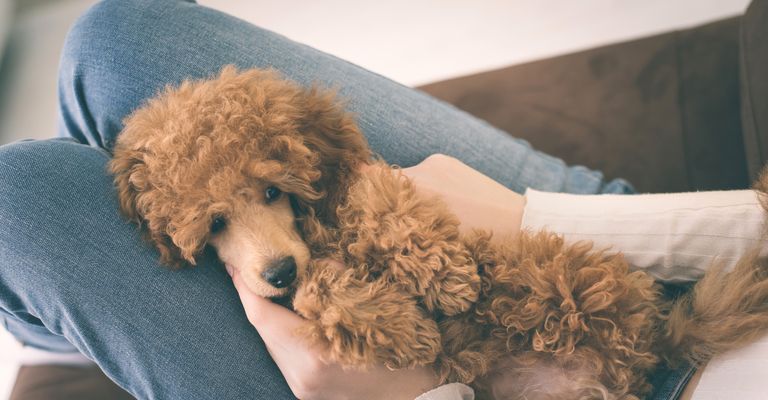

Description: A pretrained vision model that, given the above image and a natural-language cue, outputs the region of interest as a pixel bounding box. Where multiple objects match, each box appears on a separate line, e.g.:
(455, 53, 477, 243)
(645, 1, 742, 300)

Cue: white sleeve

(414, 383, 474, 400)
(521, 189, 766, 283)
(691, 333, 768, 399)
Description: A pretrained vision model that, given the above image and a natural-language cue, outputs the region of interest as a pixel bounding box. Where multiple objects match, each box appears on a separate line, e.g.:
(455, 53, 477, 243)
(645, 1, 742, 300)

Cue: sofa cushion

(9, 365, 133, 400)
(741, 0, 768, 181)
(419, 17, 746, 193)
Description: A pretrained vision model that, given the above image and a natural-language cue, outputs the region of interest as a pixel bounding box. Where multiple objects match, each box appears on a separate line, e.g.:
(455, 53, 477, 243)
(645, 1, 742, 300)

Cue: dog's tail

(662, 172, 768, 366)
(663, 251, 768, 365)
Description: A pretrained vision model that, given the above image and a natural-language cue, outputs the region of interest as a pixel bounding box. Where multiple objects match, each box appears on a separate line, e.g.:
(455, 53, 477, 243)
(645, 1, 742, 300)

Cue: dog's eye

(265, 186, 282, 204)
(210, 216, 227, 234)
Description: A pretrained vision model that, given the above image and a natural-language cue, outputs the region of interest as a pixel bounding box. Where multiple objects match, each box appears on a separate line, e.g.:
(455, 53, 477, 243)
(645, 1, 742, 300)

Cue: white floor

(0, 329, 21, 399)
(0, 0, 753, 398)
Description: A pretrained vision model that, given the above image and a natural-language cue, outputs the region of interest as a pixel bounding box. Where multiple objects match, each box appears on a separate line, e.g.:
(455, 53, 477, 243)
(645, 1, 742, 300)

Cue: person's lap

(1, 0, 636, 398)
(59, 0, 632, 195)
(0, 138, 294, 399)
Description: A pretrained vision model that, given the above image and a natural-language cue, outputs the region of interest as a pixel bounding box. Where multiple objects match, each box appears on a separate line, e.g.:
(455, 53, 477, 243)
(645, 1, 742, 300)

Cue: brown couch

(420, 12, 760, 193)
(9, 0, 767, 399)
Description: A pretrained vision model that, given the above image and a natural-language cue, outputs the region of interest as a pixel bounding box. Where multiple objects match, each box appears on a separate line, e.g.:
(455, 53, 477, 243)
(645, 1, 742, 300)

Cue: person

(0, 1, 764, 399)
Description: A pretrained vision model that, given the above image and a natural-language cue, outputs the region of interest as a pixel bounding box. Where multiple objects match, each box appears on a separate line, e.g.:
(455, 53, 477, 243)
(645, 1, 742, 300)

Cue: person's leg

(0, 138, 294, 399)
(58, 0, 633, 196)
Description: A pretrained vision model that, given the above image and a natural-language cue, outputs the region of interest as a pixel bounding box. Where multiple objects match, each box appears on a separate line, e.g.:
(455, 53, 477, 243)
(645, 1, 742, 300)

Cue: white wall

(0, 0, 752, 144)
(201, 0, 751, 86)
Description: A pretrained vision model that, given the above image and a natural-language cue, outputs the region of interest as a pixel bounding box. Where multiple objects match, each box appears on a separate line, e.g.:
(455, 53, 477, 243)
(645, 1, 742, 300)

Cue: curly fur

(110, 66, 368, 267)
(110, 66, 768, 400)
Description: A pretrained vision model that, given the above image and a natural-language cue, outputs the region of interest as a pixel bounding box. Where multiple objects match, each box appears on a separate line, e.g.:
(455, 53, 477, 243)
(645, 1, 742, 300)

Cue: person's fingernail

(225, 264, 234, 276)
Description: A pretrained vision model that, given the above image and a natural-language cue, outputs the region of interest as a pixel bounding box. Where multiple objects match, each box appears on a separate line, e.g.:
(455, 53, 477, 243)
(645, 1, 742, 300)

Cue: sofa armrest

(741, 0, 768, 181)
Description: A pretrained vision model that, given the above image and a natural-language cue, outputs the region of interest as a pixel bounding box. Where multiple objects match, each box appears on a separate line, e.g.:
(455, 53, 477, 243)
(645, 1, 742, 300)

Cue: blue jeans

(0, 0, 645, 399)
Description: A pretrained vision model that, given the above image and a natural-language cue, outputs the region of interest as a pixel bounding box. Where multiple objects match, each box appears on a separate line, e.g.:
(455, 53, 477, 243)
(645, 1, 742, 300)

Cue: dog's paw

(423, 258, 481, 316)
(338, 166, 481, 311)
(294, 264, 442, 369)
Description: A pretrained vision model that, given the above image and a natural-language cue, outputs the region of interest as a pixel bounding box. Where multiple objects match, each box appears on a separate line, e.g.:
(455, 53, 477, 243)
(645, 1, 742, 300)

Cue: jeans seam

(0, 313, 8, 331)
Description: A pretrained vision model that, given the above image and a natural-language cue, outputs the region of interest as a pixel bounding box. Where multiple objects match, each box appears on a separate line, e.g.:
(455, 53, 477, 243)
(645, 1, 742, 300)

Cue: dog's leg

(476, 231, 662, 397)
(293, 260, 442, 369)
(478, 350, 639, 400)
(339, 164, 482, 316)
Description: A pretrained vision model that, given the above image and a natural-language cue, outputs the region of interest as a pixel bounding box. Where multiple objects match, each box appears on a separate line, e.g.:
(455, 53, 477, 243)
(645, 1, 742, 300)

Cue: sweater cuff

(414, 383, 474, 400)
(521, 188, 766, 282)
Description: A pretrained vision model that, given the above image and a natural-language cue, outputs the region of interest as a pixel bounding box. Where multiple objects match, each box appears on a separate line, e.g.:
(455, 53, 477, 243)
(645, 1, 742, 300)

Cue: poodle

(109, 66, 768, 399)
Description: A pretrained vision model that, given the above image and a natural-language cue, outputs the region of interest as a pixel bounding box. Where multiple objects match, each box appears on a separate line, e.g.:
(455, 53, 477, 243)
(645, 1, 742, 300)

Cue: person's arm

(228, 264, 451, 400)
(400, 154, 526, 239)
(404, 155, 768, 400)
(403, 155, 767, 282)
(230, 155, 766, 399)
(520, 188, 766, 282)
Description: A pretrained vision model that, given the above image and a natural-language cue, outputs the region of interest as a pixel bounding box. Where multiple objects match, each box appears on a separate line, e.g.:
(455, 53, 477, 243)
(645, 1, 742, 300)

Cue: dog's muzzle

(262, 256, 297, 288)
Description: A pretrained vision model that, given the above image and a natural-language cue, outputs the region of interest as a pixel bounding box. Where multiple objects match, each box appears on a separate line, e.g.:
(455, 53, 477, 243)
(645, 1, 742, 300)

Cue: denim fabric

(1, 309, 78, 353)
(56, 0, 634, 196)
(1, 138, 290, 400)
(648, 363, 698, 400)
(0, 0, 642, 399)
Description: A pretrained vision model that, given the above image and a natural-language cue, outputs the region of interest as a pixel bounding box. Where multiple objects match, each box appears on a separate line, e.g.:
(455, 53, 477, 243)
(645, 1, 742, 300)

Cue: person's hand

(228, 264, 440, 400)
(397, 154, 526, 239)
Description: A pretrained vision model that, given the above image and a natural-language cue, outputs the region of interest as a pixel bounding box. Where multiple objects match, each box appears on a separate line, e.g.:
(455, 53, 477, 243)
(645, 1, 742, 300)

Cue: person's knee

(62, 0, 161, 74)
(0, 139, 110, 208)
(61, 0, 201, 74)
(58, 0, 213, 149)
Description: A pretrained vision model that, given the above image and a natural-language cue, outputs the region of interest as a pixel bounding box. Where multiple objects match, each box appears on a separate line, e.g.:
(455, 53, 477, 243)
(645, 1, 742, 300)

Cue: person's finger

(231, 269, 304, 325)
(229, 268, 328, 389)
(230, 269, 314, 351)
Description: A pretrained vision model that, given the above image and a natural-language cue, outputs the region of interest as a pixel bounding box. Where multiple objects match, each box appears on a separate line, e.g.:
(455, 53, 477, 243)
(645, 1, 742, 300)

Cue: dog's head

(109, 66, 370, 297)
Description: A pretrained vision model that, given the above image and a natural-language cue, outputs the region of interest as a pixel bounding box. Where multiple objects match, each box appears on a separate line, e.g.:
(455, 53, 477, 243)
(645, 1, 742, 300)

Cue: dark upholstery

(741, 0, 768, 181)
(9, 365, 132, 400)
(419, 18, 749, 193)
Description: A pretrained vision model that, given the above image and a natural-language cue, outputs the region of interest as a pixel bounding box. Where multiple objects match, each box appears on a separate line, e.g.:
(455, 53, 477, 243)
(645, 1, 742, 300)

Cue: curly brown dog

(110, 66, 768, 399)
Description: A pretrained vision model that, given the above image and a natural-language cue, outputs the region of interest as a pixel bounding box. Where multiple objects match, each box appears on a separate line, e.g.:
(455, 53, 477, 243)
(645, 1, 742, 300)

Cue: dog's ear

(109, 148, 144, 224)
(296, 85, 371, 221)
(109, 146, 193, 270)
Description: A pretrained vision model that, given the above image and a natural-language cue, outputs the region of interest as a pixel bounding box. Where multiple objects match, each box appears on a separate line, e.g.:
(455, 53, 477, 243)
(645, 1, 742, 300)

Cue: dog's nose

(262, 256, 297, 288)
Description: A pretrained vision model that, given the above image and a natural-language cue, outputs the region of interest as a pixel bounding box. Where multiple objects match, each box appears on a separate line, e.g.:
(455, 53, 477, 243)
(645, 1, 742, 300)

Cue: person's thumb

(230, 268, 307, 348)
